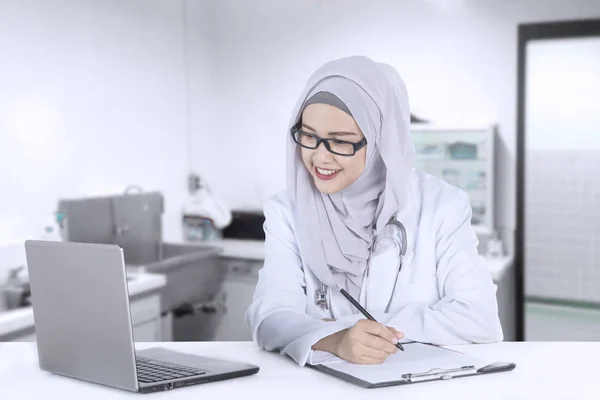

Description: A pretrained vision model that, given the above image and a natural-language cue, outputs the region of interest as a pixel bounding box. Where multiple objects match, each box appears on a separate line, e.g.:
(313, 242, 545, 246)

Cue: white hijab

(286, 56, 416, 299)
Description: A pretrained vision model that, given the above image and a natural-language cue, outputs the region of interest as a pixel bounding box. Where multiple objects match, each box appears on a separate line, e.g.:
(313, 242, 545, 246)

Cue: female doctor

(245, 55, 503, 366)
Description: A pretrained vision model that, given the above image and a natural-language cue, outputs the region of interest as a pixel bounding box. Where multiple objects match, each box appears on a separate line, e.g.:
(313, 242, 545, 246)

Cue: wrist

(312, 329, 346, 354)
(331, 329, 346, 355)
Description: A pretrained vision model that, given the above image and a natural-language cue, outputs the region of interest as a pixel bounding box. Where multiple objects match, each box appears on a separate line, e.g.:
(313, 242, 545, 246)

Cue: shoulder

(262, 190, 297, 237)
(263, 190, 295, 220)
(411, 169, 472, 223)
(262, 190, 301, 255)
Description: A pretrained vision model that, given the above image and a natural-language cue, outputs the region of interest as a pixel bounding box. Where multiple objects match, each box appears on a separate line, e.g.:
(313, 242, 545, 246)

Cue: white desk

(0, 341, 596, 399)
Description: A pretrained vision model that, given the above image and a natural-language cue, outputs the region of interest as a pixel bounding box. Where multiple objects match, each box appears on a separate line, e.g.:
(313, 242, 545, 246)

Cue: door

(517, 19, 600, 341)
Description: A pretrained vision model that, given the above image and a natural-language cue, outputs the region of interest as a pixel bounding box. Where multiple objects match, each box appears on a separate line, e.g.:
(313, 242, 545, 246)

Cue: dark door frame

(515, 18, 600, 341)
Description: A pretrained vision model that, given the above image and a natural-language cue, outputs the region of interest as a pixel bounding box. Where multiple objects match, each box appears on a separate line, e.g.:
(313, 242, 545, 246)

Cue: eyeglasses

(290, 128, 367, 156)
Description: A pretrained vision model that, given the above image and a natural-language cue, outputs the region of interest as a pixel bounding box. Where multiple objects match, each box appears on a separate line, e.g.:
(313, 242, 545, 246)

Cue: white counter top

(210, 239, 265, 261)
(0, 341, 598, 399)
(485, 255, 514, 281)
(0, 272, 166, 338)
(209, 240, 512, 282)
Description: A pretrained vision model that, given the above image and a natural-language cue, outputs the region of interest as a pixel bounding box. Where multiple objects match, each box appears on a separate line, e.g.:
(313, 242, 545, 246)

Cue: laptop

(24, 240, 259, 394)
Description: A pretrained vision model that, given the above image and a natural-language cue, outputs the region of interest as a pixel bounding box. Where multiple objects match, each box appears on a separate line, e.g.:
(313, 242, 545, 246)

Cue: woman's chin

(313, 176, 345, 194)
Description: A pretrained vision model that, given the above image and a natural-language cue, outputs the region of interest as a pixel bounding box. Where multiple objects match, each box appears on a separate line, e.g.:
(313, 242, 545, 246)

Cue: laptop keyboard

(136, 356, 206, 383)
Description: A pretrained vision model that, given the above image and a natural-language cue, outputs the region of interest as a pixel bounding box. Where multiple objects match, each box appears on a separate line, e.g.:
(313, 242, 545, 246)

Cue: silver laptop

(24, 240, 259, 394)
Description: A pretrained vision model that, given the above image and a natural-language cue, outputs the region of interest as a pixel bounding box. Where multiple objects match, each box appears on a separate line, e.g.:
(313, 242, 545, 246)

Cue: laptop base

(136, 347, 259, 394)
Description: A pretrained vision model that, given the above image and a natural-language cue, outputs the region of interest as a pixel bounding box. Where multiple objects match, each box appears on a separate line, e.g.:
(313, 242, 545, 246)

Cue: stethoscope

(315, 214, 407, 314)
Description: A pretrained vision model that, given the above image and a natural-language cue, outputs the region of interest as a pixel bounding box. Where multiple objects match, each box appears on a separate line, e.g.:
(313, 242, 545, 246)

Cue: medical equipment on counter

(447, 141, 479, 160)
(56, 190, 225, 342)
(412, 124, 497, 235)
(41, 212, 66, 242)
(314, 215, 407, 316)
(183, 174, 231, 230)
(182, 215, 222, 241)
(486, 231, 505, 258)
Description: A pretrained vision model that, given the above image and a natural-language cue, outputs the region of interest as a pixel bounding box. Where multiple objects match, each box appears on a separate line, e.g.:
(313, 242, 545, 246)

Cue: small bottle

(41, 214, 63, 242)
(487, 231, 504, 258)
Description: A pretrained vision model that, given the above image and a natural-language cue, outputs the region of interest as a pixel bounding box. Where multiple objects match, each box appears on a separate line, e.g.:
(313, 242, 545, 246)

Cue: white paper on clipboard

(310, 342, 491, 385)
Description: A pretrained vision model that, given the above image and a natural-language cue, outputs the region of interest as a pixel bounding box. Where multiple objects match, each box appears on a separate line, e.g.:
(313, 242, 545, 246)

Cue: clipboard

(306, 342, 516, 388)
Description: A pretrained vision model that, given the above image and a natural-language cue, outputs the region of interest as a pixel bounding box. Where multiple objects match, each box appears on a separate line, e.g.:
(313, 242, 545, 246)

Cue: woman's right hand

(334, 319, 404, 364)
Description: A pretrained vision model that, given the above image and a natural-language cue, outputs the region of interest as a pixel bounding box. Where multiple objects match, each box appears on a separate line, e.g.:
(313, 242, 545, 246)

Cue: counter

(205, 239, 265, 261)
(205, 239, 512, 282)
(0, 272, 166, 339)
(485, 254, 514, 282)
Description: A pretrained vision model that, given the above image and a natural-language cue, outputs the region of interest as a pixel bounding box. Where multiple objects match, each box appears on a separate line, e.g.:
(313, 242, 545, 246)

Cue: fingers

(357, 320, 398, 344)
(358, 344, 389, 362)
(362, 334, 398, 355)
(386, 326, 405, 340)
(341, 320, 407, 365)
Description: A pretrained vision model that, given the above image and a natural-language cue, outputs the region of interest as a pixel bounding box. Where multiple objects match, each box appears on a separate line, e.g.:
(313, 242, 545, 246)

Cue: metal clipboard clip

(402, 365, 476, 382)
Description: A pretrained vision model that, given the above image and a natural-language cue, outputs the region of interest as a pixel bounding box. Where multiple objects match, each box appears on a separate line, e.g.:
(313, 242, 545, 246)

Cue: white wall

(3, 0, 600, 275)
(184, 0, 217, 183)
(194, 0, 600, 253)
(0, 0, 203, 277)
(194, 0, 324, 211)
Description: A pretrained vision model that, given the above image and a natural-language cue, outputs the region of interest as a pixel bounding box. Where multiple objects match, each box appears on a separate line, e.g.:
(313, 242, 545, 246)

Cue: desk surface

(0, 341, 596, 399)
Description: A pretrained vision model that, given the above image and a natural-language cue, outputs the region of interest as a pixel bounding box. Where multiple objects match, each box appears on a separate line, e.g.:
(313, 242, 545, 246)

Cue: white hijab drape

(286, 56, 416, 299)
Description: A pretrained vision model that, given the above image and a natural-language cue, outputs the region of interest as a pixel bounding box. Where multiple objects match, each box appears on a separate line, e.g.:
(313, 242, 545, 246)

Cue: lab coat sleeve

(244, 196, 355, 365)
(337, 191, 504, 345)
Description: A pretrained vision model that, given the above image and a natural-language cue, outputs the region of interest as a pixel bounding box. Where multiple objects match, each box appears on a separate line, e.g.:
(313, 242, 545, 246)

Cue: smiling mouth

(314, 166, 341, 180)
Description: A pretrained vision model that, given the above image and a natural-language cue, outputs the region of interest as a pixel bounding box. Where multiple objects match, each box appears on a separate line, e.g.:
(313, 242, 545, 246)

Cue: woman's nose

(313, 141, 334, 162)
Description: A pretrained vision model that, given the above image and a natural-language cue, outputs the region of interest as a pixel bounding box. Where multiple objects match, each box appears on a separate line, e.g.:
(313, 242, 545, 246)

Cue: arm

(335, 191, 504, 345)
(245, 196, 354, 365)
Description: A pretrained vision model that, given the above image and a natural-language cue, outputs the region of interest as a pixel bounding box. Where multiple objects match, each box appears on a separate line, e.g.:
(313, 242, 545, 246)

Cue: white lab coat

(245, 169, 503, 366)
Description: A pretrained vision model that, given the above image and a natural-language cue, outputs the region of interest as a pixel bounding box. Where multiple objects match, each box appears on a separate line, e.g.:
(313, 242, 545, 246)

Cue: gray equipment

(24, 240, 258, 394)
(56, 191, 225, 341)
(57, 191, 164, 266)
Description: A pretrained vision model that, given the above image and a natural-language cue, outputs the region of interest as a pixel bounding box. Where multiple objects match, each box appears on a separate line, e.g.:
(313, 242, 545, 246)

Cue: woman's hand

(336, 320, 404, 364)
(312, 319, 404, 364)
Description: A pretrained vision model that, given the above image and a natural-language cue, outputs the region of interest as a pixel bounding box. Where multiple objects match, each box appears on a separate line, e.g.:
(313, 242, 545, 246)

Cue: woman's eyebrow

(301, 123, 317, 132)
(327, 131, 358, 136)
(301, 123, 358, 136)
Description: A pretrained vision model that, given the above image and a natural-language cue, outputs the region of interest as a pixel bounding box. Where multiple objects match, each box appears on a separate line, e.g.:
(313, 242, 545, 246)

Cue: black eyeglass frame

(290, 127, 367, 156)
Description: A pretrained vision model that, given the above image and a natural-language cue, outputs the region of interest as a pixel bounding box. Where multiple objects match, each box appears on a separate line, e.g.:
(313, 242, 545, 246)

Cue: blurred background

(1, 0, 599, 344)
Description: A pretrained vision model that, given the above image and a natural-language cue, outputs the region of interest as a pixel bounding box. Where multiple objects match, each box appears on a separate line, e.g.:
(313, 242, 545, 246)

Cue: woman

(245, 55, 503, 366)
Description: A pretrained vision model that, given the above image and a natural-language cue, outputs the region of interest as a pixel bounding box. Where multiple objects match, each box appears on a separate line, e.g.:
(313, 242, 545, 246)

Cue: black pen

(339, 288, 404, 351)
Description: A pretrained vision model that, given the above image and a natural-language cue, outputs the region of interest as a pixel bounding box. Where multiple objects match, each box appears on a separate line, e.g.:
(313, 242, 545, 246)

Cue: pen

(339, 288, 404, 351)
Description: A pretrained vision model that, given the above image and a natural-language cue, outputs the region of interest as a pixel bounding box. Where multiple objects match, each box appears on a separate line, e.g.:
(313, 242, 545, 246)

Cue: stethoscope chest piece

(315, 282, 329, 310)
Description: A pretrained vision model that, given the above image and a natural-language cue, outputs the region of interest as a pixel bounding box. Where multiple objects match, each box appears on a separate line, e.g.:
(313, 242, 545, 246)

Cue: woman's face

(299, 103, 367, 194)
